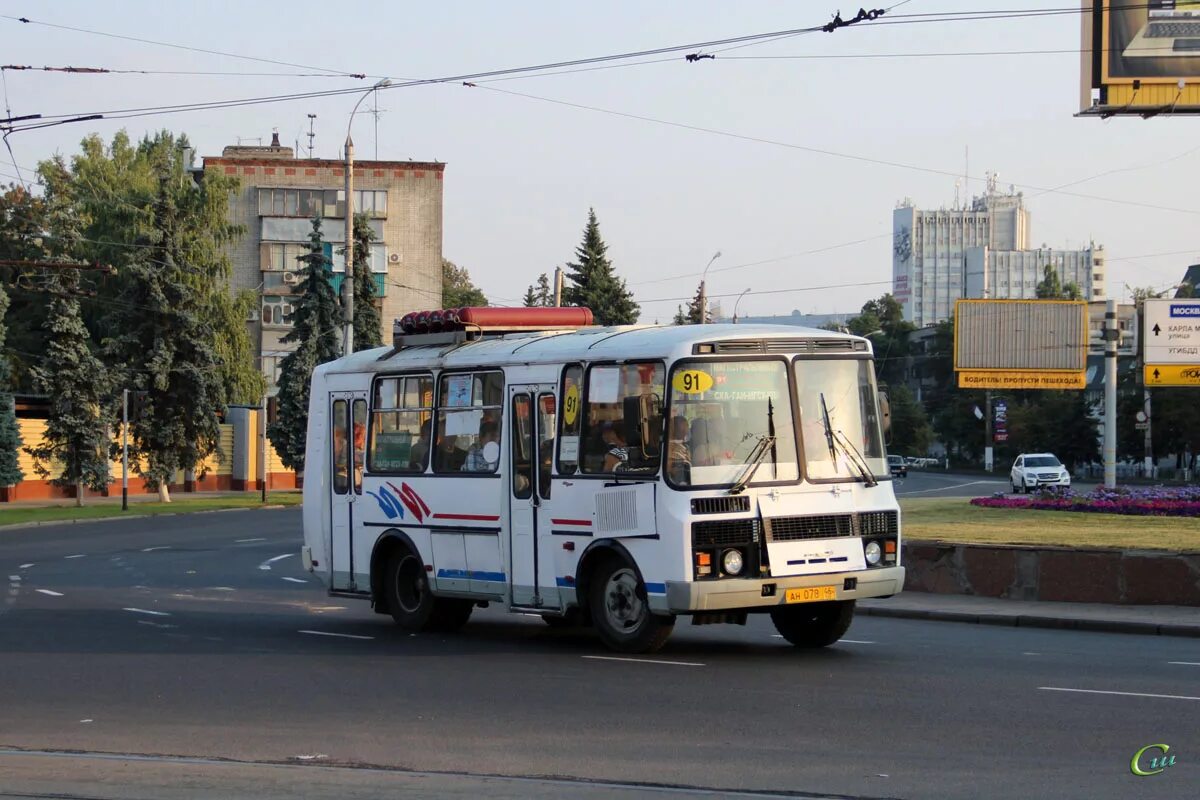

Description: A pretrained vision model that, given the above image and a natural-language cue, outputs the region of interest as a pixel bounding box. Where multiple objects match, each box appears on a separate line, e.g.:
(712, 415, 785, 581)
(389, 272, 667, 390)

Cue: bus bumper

(665, 567, 905, 613)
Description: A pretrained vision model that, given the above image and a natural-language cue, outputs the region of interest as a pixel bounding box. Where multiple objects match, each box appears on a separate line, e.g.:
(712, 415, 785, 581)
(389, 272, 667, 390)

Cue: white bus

(301, 309, 904, 653)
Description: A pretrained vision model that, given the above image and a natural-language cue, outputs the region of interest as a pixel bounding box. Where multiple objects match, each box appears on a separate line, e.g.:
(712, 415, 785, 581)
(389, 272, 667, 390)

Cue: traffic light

(127, 390, 149, 421)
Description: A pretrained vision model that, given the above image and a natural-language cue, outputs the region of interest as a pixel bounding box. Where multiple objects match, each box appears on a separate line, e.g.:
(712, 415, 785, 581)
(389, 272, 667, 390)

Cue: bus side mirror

(878, 391, 892, 443)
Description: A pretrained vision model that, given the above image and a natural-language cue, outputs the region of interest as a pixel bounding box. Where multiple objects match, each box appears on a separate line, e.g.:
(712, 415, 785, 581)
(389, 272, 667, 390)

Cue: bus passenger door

(329, 392, 368, 592)
(508, 387, 561, 609)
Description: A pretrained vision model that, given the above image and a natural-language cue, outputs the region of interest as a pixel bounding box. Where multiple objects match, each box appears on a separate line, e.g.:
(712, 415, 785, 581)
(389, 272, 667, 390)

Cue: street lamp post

(343, 78, 391, 357)
(732, 288, 751, 323)
(698, 250, 721, 324)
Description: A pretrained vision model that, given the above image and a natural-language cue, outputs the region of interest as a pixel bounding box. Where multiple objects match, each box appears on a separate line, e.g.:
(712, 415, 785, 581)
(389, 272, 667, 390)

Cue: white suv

(1010, 453, 1071, 493)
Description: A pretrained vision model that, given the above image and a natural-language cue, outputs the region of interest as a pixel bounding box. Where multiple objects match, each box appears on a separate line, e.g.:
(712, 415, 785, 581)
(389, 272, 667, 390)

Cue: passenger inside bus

(462, 419, 500, 472)
(332, 424, 349, 492)
(352, 422, 366, 486)
(408, 418, 432, 471)
(601, 422, 629, 471)
(666, 414, 691, 483)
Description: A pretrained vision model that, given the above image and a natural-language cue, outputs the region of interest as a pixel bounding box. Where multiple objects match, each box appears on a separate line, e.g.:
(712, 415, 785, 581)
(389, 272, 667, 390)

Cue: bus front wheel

(770, 600, 855, 648)
(589, 558, 674, 653)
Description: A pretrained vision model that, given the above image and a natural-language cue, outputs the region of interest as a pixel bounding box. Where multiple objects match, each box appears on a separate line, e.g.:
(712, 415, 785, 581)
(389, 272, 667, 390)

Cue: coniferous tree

(522, 274, 555, 307)
(442, 259, 487, 308)
(269, 217, 343, 472)
(105, 169, 226, 502)
(522, 285, 539, 307)
(0, 281, 23, 488)
(25, 271, 112, 506)
(351, 213, 383, 350)
(672, 305, 689, 326)
(562, 209, 639, 325)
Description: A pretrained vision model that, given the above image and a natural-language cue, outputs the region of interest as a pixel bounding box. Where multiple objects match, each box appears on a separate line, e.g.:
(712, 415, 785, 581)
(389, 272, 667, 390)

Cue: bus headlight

(864, 541, 882, 566)
(721, 549, 744, 576)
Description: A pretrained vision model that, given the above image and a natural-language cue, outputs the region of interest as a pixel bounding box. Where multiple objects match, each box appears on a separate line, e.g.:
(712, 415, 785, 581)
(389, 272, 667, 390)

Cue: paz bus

(301, 307, 904, 653)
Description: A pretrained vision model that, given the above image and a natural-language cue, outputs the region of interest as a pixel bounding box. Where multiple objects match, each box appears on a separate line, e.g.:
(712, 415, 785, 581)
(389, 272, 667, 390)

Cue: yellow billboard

(1144, 364, 1200, 385)
(958, 370, 1088, 390)
(1080, 1, 1200, 115)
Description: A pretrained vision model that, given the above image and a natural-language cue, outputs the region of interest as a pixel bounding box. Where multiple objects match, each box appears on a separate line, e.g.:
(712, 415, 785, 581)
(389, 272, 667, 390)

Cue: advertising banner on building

(1081, 1, 1200, 115)
(994, 400, 1009, 443)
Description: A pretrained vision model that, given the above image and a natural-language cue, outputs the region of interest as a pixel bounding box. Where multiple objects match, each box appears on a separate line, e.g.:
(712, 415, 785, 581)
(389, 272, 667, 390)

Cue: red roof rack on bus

(387, 306, 595, 353)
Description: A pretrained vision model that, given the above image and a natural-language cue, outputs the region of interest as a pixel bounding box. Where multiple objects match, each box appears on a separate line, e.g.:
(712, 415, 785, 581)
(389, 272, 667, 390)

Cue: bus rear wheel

(770, 600, 855, 648)
(589, 558, 674, 653)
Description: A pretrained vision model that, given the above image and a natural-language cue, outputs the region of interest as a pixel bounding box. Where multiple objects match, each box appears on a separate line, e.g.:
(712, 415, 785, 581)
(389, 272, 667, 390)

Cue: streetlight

(343, 78, 392, 357)
(698, 250, 721, 325)
(732, 288, 751, 323)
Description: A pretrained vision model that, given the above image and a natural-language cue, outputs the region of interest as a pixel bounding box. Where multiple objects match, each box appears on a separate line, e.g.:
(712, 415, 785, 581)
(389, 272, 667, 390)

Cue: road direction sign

(1144, 364, 1200, 387)
(1143, 299, 1200, 365)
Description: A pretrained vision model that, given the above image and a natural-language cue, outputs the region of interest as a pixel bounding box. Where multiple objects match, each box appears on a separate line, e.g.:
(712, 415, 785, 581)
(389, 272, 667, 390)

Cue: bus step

(691, 611, 748, 626)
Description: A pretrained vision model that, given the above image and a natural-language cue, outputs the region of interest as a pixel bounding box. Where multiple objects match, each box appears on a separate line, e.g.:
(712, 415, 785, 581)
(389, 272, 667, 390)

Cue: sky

(2, 1, 1198, 323)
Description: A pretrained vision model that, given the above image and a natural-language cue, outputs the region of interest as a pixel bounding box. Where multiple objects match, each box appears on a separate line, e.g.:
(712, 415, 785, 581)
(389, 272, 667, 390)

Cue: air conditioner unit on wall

(282, 271, 299, 285)
(246, 309, 260, 322)
(388, 252, 401, 264)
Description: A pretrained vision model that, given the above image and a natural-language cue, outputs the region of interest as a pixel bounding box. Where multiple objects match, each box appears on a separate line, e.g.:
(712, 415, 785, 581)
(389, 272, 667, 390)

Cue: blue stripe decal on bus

(787, 559, 806, 565)
(555, 577, 574, 587)
(436, 569, 506, 582)
(644, 582, 666, 595)
(808, 558, 827, 564)
(829, 556, 849, 563)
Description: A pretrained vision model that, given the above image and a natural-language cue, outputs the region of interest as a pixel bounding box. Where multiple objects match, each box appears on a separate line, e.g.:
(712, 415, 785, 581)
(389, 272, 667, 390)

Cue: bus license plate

(785, 586, 837, 604)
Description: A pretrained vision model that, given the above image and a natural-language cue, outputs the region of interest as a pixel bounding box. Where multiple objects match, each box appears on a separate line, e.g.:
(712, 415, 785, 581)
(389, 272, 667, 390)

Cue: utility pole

(553, 267, 563, 307)
(984, 390, 993, 472)
(699, 251, 721, 324)
(121, 389, 129, 511)
(260, 395, 268, 503)
(1103, 298, 1118, 488)
(342, 133, 355, 357)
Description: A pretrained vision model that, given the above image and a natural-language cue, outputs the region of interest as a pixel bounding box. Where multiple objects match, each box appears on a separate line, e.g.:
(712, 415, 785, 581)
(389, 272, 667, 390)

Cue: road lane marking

(1169, 661, 1200, 666)
(19, 563, 34, 569)
(64, 554, 86, 559)
(1040, 687, 1200, 701)
(123, 608, 171, 617)
(141, 546, 171, 552)
(771, 635, 876, 644)
(35, 589, 64, 597)
(209, 587, 236, 591)
(8, 575, 20, 582)
(582, 655, 704, 667)
(897, 480, 1002, 496)
(259, 553, 295, 570)
(237, 537, 267, 543)
(137, 620, 178, 629)
(282, 577, 307, 583)
(298, 630, 373, 640)
(1024, 652, 1041, 656)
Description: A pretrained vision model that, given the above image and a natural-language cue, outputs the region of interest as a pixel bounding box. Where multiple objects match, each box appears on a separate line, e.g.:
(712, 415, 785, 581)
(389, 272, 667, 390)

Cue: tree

(0, 280, 23, 488)
(442, 259, 487, 308)
(0, 184, 53, 391)
(562, 209, 639, 325)
(1034, 265, 1080, 300)
(672, 283, 709, 324)
(886, 385, 932, 457)
(104, 169, 228, 502)
(351, 213, 383, 350)
(523, 272, 553, 307)
(24, 271, 112, 506)
(269, 218, 344, 473)
(844, 294, 913, 387)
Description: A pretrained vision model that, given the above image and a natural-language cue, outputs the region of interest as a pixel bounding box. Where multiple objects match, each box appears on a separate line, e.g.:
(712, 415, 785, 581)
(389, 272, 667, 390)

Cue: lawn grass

(0, 492, 301, 528)
(901, 497, 1200, 551)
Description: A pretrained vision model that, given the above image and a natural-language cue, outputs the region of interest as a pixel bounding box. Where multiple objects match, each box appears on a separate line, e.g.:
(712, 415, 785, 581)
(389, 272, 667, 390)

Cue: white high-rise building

(892, 177, 1104, 327)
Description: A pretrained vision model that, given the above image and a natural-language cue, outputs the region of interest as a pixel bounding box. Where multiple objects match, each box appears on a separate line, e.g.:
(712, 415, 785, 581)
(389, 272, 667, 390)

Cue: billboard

(954, 300, 1089, 389)
(1080, 1, 1200, 116)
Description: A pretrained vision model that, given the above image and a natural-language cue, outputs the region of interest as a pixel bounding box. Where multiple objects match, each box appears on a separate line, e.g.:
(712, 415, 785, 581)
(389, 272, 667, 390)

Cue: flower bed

(971, 485, 1200, 517)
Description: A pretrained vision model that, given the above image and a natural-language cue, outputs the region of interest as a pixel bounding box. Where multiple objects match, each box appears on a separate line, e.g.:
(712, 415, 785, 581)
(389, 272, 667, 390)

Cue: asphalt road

(892, 469, 1100, 498)
(1, 509, 1197, 800)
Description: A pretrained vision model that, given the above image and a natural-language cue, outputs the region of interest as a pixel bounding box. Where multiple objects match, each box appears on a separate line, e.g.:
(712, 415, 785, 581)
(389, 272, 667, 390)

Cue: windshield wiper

(819, 392, 837, 460)
(833, 429, 879, 487)
(729, 434, 776, 495)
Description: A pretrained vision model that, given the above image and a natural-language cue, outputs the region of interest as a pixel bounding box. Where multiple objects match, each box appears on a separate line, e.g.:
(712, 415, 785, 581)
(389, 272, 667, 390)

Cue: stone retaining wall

(902, 541, 1200, 606)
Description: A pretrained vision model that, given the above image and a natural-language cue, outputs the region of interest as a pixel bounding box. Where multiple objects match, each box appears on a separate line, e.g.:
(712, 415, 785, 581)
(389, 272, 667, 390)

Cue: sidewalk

(859, 592, 1200, 638)
(0, 490, 292, 508)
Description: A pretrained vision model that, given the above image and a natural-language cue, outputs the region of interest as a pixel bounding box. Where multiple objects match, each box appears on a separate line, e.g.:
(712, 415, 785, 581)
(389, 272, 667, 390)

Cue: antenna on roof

(306, 114, 317, 159)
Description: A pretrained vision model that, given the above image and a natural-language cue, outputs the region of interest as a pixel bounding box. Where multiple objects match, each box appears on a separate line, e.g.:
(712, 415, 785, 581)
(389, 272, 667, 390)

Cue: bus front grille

(765, 511, 898, 542)
(692, 519, 761, 548)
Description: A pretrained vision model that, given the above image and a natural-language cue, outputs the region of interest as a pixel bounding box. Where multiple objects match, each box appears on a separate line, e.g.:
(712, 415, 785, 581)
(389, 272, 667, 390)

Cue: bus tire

(384, 549, 435, 631)
(589, 557, 674, 653)
(428, 598, 474, 632)
(770, 600, 855, 648)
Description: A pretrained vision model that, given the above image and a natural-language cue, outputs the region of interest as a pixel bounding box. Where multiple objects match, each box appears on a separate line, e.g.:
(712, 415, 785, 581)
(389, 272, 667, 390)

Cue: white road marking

(141, 546, 170, 552)
(123, 607, 171, 617)
(236, 537, 267, 543)
(79, 719, 93, 724)
(771, 635, 875, 644)
(8, 575, 20, 582)
(35, 589, 64, 597)
(64, 554, 86, 559)
(209, 587, 236, 592)
(582, 655, 704, 667)
(896, 480, 1003, 496)
(282, 577, 307, 584)
(137, 620, 178, 629)
(1039, 687, 1200, 701)
(18, 563, 34, 569)
(1023, 652, 1041, 656)
(293, 754, 328, 761)
(298, 630, 373, 640)
(1169, 661, 1200, 666)
(258, 553, 295, 570)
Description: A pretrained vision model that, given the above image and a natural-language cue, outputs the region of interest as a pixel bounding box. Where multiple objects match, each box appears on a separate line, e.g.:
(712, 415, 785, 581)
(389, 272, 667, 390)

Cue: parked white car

(1010, 453, 1071, 493)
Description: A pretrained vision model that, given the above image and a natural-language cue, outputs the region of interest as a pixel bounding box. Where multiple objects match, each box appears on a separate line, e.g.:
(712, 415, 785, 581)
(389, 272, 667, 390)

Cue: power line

(1, 64, 375, 78)
(469, 84, 1200, 218)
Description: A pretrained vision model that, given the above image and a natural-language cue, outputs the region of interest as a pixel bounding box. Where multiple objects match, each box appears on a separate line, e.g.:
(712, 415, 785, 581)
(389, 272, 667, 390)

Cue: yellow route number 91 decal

(672, 370, 714, 394)
(563, 384, 581, 426)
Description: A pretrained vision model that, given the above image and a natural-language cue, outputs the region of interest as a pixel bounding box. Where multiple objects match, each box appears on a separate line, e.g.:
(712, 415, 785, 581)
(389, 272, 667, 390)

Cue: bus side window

(352, 399, 367, 494)
(331, 399, 348, 495)
(581, 362, 665, 474)
(557, 365, 582, 475)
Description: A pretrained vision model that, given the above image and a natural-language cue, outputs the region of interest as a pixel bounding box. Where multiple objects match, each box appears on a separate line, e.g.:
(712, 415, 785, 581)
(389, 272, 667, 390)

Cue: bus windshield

(794, 359, 887, 482)
(666, 359, 799, 488)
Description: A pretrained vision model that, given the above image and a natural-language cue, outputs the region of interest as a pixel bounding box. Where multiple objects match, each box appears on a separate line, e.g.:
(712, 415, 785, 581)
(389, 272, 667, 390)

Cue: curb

(858, 604, 1200, 638)
(0, 503, 294, 532)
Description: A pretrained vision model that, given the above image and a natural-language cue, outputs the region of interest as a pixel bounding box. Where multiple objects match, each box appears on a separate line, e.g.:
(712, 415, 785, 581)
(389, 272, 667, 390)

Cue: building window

(261, 296, 296, 327)
(256, 188, 387, 218)
(260, 242, 311, 272)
